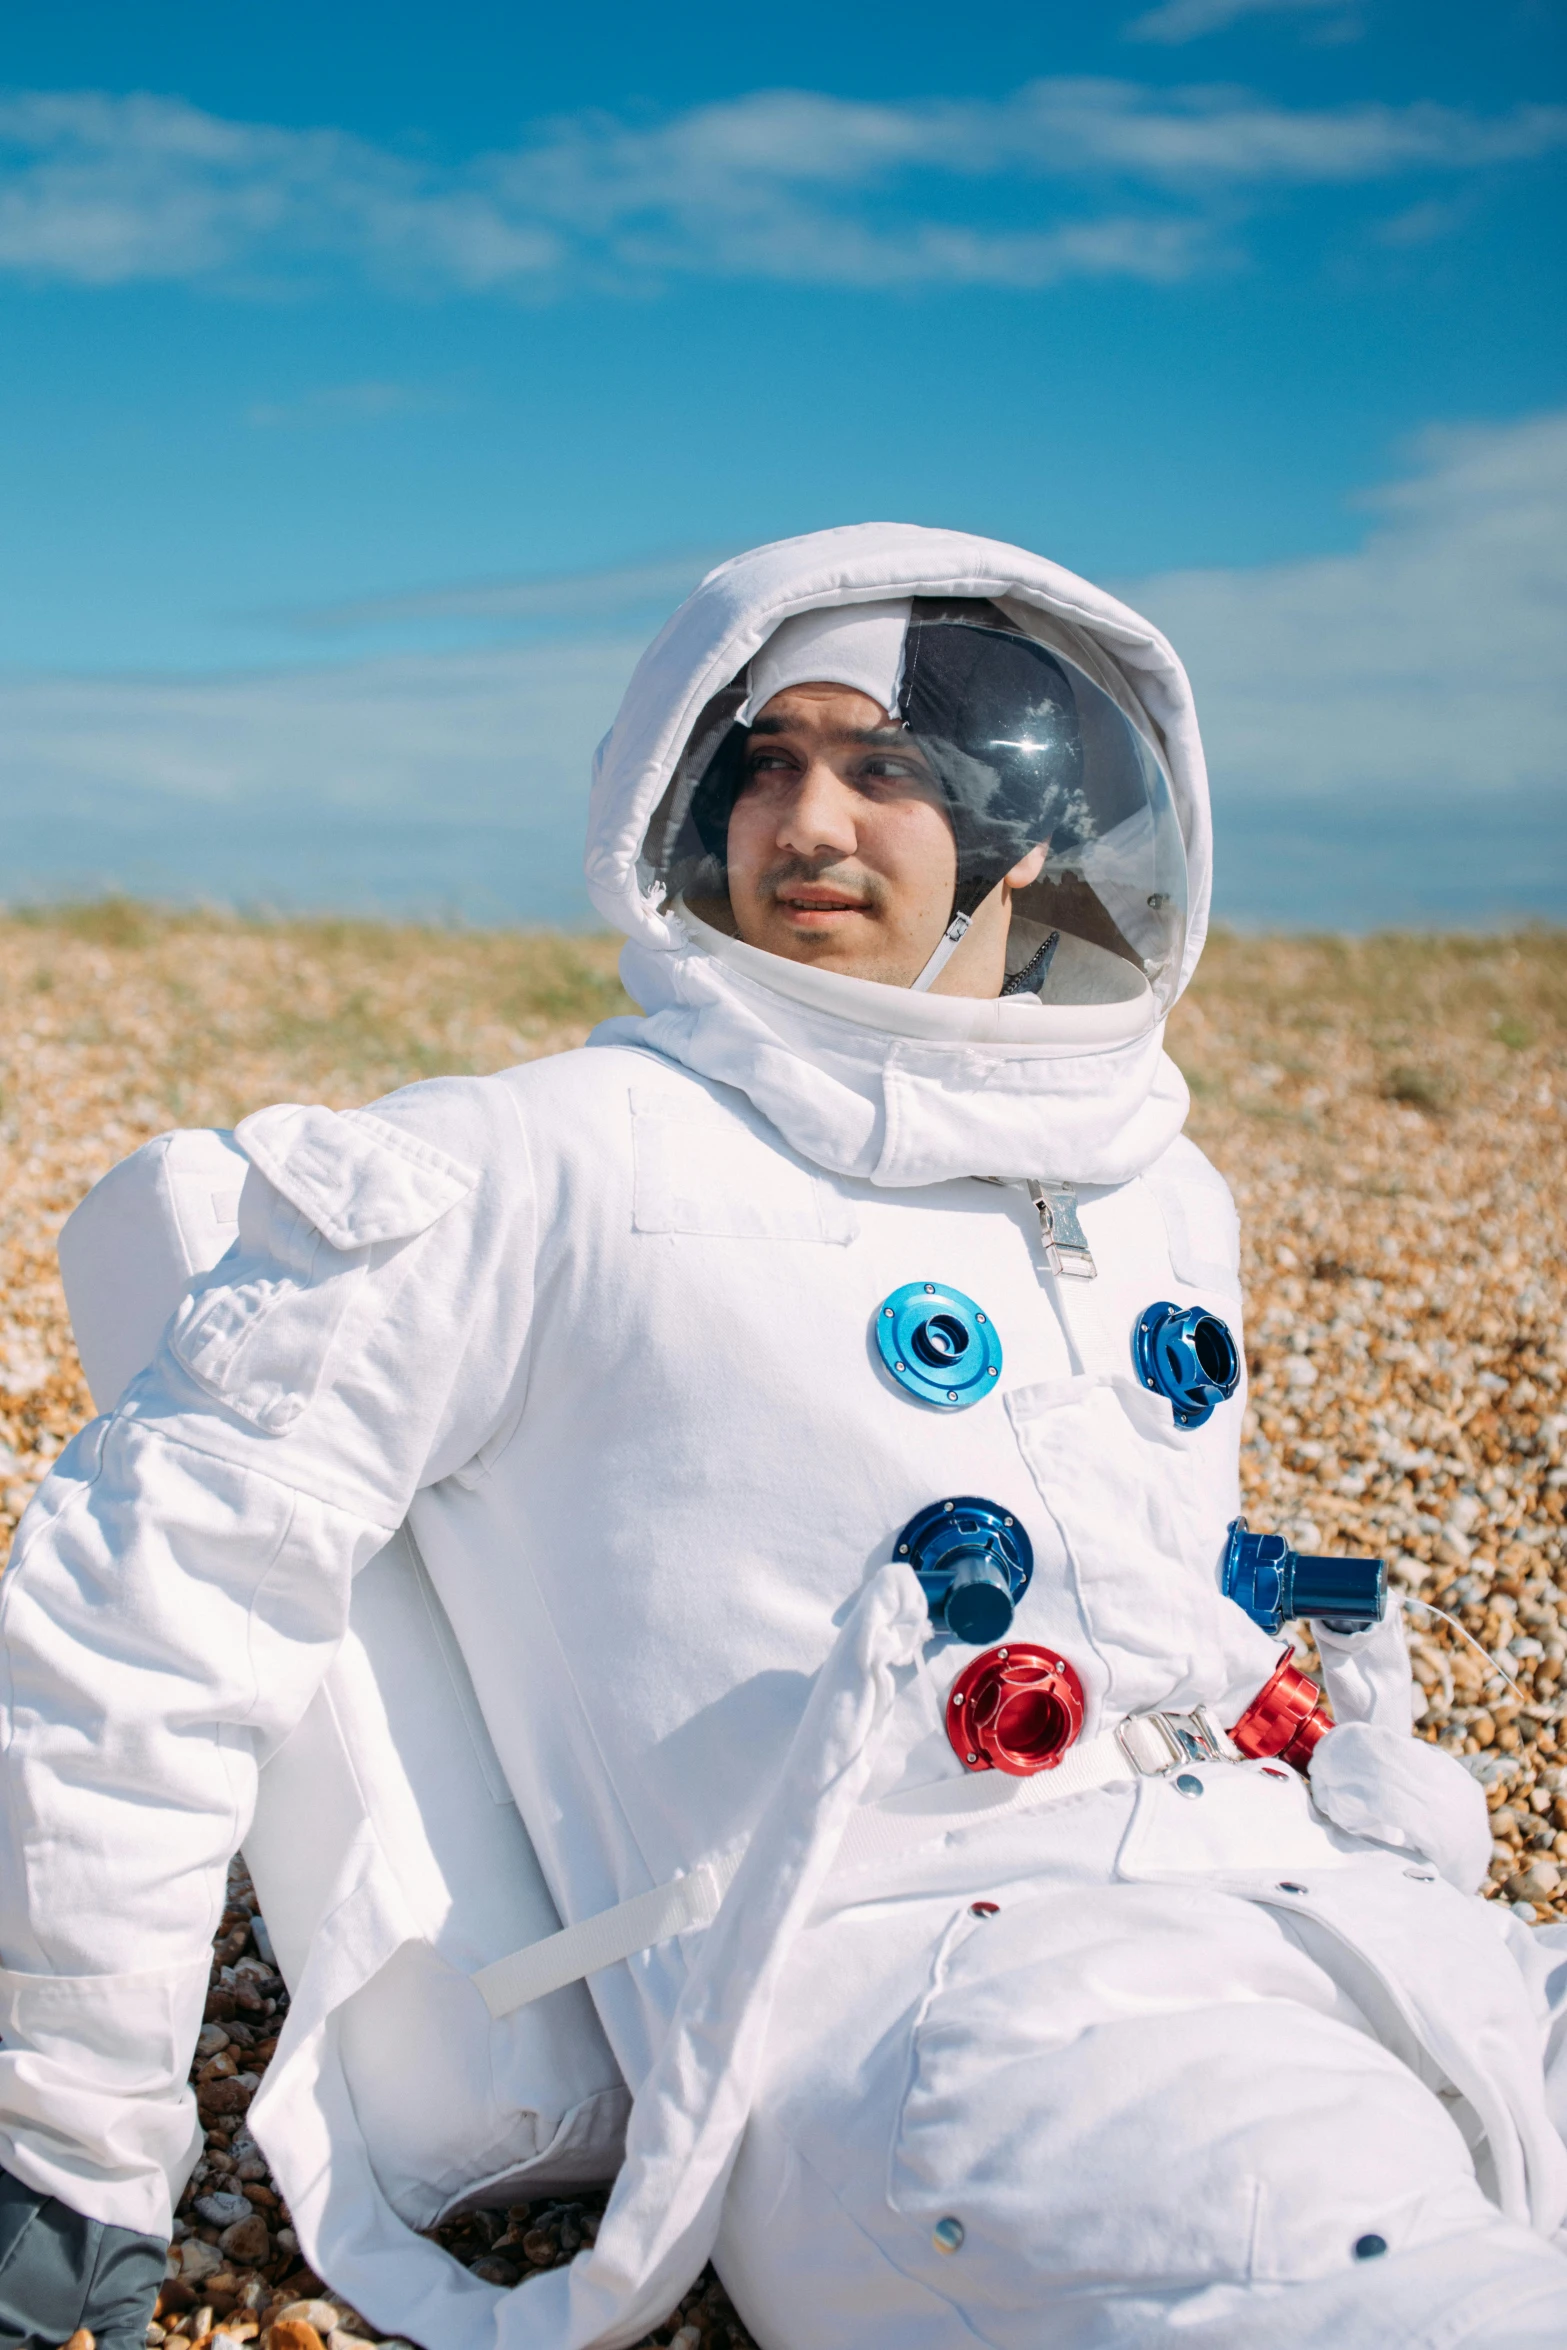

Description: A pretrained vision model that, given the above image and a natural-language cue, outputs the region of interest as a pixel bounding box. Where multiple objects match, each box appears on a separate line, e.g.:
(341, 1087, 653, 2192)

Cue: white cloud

(991, 80, 1566, 185)
(281, 550, 733, 635)
(0, 90, 560, 290)
(2, 412, 1562, 925)
(1373, 191, 1476, 247)
(245, 379, 461, 429)
(1132, 408, 1567, 811)
(0, 78, 1560, 296)
(1125, 0, 1358, 43)
(0, 633, 638, 816)
(0, 633, 645, 920)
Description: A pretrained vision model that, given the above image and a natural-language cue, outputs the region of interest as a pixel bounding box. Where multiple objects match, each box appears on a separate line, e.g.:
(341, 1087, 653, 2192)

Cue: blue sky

(1, 0, 1563, 925)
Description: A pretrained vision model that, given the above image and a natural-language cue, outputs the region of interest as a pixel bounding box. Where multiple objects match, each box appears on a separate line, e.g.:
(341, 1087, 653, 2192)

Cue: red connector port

(1228, 1649, 1333, 1773)
(947, 1644, 1085, 1777)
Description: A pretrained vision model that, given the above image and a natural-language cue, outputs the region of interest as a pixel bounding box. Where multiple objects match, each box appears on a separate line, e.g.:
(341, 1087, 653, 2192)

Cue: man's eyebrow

(745, 718, 913, 746)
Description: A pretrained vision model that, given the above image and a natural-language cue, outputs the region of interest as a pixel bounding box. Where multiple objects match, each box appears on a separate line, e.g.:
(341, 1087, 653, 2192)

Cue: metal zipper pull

(1026, 1181, 1097, 1280)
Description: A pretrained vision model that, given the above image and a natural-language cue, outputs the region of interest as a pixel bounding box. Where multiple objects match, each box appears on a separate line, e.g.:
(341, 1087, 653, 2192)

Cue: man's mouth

(770, 885, 873, 921)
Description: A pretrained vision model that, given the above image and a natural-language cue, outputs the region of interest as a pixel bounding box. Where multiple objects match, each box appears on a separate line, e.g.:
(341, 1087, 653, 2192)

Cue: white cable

(1403, 1596, 1527, 1707)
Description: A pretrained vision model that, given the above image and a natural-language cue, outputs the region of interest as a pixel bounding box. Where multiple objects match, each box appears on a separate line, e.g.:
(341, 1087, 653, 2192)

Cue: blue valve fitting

(1222, 1516, 1387, 1637)
(876, 1282, 1002, 1410)
(896, 1497, 1034, 1645)
(1132, 1301, 1241, 1429)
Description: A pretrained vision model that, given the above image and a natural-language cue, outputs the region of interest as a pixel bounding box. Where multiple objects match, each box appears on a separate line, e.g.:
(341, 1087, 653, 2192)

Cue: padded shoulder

(235, 1100, 478, 1252)
(1140, 1134, 1242, 1299)
(59, 1128, 250, 1412)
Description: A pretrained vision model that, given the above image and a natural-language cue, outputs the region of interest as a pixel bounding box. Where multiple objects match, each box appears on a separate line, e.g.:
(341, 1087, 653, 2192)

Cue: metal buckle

(1115, 1703, 1238, 1778)
(1026, 1181, 1097, 1280)
(972, 1175, 1097, 1280)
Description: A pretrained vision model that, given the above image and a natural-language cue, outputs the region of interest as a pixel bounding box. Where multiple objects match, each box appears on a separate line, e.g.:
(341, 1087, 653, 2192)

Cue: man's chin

(752, 925, 919, 987)
(764, 916, 874, 961)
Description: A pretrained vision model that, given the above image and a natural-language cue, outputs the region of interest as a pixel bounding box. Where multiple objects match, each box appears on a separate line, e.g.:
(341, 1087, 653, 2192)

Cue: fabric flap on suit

(1140, 1137, 1243, 1300)
(235, 1103, 477, 1251)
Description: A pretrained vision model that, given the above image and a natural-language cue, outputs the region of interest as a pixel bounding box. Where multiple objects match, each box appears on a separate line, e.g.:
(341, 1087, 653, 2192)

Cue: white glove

(1308, 1719, 1492, 1892)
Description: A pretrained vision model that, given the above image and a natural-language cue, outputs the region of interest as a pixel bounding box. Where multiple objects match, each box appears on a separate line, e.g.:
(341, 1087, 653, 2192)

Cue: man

(4, 524, 1567, 2350)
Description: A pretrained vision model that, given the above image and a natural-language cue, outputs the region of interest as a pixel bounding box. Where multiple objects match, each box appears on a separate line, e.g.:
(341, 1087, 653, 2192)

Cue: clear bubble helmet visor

(642, 598, 1189, 1018)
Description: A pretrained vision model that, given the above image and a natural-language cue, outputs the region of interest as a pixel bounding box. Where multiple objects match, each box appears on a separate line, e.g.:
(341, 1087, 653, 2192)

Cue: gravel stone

(268, 2323, 326, 2350)
(195, 2195, 253, 2229)
(219, 2215, 272, 2267)
(1507, 1861, 1562, 1902)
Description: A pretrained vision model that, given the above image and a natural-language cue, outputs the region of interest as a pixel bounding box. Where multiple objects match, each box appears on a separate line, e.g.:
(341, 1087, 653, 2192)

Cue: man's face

(724, 683, 959, 988)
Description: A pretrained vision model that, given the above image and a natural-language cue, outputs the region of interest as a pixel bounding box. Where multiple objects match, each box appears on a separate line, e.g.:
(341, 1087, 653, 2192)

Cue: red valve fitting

(947, 1643, 1085, 1777)
(1228, 1649, 1334, 1772)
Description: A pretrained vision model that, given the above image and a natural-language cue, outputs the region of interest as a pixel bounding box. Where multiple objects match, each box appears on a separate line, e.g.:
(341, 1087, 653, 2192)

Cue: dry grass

(2, 911, 1565, 2348)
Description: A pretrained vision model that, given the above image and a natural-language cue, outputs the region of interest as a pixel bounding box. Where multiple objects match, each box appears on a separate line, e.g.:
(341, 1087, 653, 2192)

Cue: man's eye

(858, 757, 927, 785)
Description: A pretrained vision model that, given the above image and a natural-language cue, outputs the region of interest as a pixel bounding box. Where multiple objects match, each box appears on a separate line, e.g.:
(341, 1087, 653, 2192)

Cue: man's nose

(775, 761, 859, 859)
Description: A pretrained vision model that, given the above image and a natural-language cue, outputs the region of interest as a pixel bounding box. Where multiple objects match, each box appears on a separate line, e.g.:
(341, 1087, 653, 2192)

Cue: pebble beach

(1, 908, 1563, 2350)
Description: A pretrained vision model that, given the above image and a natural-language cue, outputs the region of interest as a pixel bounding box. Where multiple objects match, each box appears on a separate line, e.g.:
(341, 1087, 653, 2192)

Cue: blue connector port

(1222, 1517, 1387, 1637)
(896, 1497, 1034, 1644)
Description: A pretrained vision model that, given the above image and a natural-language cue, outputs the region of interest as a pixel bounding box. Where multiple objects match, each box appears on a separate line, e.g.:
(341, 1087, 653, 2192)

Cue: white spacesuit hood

(585, 523, 1210, 1187)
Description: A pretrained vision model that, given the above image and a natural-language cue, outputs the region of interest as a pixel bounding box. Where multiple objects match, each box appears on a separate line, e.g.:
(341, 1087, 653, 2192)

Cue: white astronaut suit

(5, 524, 1567, 2350)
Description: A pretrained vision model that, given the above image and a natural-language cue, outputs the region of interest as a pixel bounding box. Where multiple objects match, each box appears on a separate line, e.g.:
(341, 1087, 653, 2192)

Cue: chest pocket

(1006, 1372, 1239, 1716)
(630, 1088, 857, 1244)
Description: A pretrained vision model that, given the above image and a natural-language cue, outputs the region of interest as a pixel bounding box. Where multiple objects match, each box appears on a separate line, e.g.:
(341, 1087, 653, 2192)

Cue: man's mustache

(756, 858, 886, 910)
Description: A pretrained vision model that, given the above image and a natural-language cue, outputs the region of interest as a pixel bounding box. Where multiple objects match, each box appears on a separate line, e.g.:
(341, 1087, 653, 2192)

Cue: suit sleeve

(0, 1076, 537, 2233)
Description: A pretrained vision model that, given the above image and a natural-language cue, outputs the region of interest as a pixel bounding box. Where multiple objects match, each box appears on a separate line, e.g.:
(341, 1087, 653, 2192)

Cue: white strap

(1043, 1251, 1123, 1380)
(474, 1731, 1142, 2017)
(473, 1852, 741, 2020)
(909, 911, 971, 991)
